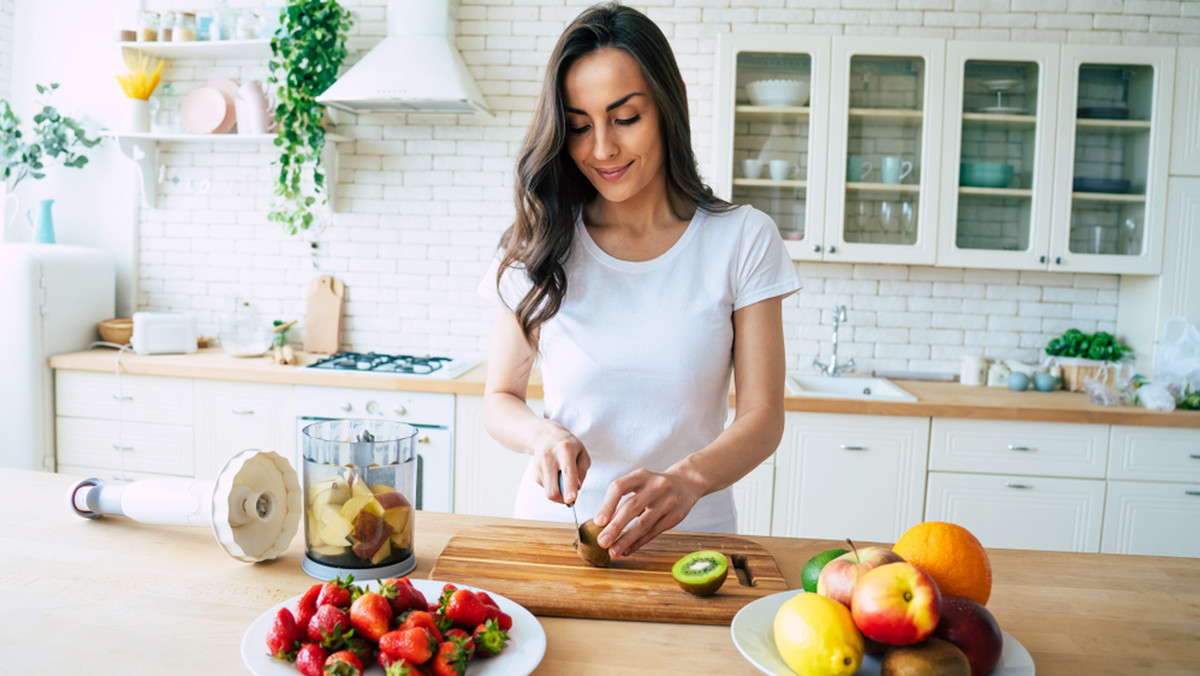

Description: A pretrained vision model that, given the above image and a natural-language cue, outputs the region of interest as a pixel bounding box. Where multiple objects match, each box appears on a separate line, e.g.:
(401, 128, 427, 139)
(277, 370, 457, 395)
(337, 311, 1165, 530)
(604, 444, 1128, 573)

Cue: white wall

(0, 0, 13, 101)
(11, 0, 1200, 372)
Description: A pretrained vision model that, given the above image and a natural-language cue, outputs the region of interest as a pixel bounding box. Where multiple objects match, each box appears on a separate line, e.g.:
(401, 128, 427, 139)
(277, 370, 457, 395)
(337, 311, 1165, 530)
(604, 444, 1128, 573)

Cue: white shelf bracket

(115, 136, 159, 208)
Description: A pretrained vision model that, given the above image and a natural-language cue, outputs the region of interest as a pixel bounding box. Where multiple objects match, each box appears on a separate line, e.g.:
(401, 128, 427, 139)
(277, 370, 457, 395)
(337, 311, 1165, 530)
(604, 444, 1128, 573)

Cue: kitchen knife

(557, 471, 580, 546)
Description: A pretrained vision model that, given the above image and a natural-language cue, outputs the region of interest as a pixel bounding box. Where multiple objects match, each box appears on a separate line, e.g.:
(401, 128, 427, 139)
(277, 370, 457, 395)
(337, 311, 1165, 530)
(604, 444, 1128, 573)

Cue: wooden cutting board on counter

(303, 274, 344, 354)
(429, 524, 790, 625)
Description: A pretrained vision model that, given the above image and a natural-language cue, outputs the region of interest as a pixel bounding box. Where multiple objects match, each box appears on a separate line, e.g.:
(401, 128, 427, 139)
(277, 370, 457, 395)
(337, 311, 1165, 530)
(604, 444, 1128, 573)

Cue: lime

(774, 591, 864, 676)
(801, 547, 849, 593)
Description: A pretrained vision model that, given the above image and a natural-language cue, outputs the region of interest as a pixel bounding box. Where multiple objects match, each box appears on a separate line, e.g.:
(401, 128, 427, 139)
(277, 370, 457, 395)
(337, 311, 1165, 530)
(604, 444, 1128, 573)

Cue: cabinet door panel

(1169, 48, 1200, 176)
(1101, 480, 1200, 557)
(56, 418, 194, 477)
(56, 371, 193, 425)
(732, 460, 775, 537)
(1107, 425, 1200, 483)
(194, 381, 294, 479)
(925, 471, 1105, 553)
(773, 413, 928, 542)
(930, 418, 1108, 478)
(453, 396, 541, 518)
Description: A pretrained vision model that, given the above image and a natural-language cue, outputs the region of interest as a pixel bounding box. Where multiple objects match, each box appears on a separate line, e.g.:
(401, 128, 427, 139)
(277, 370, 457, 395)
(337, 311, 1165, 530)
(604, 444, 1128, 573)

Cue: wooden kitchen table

(2, 469, 1198, 675)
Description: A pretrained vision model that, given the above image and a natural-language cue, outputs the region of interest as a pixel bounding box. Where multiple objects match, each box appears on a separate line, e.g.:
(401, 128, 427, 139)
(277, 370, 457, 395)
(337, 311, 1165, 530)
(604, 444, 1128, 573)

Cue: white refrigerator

(0, 244, 115, 471)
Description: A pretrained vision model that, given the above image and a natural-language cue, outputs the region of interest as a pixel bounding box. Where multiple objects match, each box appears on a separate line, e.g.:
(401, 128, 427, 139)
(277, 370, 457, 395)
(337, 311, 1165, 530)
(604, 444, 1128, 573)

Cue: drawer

(56, 371, 194, 425)
(930, 418, 1108, 479)
(56, 418, 194, 477)
(925, 471, 1105, 553)
(1107, 425, 1200, 482)
(1101, 480, 1200, 557)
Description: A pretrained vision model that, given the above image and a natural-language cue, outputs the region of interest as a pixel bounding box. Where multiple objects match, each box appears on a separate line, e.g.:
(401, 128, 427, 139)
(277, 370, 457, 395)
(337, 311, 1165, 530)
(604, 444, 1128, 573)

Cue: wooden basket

(98, 317, 133, 345)
(1059, 360, 1117, 392)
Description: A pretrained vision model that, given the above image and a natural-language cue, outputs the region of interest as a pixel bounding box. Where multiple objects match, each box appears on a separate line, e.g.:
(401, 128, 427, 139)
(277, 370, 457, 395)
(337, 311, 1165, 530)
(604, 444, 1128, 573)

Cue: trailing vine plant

(268, 0, 353, 235)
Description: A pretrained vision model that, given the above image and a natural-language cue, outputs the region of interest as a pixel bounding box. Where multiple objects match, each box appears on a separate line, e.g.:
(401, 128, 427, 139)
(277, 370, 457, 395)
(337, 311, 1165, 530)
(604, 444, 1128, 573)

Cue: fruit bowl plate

(730, 590, 1035, 676)
(241, 578, 546, 675)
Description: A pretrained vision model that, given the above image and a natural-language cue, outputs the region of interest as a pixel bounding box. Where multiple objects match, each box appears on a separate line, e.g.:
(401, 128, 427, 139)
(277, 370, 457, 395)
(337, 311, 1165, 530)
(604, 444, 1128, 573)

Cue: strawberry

(308, 604, 352, 647)
(317, 576, 356, 609)
(474, 591, 499, 609)
(296, 643, 329, 676)
(439, 589, 487, 630)
(494, 610, 513, 632)
(296, 583, 323, 629)
(265, 607, 302, 661)
(443, 628, 475, 662)
(380, 577, 428, 614)
(379, 626, 438, 666)
(472, 619, 509, 658)
(381, 656, 422, 676)
(349, 591, 393, 642)
(397, 610, 443, 642)
(324, 649, 363, 676)
(342, 634, 375, 667)
(430, 640, 469, 676)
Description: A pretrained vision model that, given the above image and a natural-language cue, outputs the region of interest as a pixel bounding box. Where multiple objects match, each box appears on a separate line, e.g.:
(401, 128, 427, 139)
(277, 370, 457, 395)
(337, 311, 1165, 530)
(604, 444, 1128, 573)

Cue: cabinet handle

(417, 435, 431, 444)
(111, 394, 133, 401)
(339, 402, 352, 412)
(394, 406, 408, 416)
(1039, 255, 1046, 263)
(1189, 454, 1200, 459)
(839, 444, 867, 451)
(1186, 490, 1200, 496)
(828, 245, 837, 253)
(1007, 444, 1036, 452)
(231, 409, 255, 415)
(1054, 256, 1062, 265)
(1005, 482, 1032, 489)
(111, 445, 133, 452)
(813, 245, 821, 253)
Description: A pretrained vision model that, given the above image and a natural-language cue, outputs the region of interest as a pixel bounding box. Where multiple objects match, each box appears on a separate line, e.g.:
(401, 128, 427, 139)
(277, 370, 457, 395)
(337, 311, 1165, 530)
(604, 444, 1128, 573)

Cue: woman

(478, 2, 800, 559)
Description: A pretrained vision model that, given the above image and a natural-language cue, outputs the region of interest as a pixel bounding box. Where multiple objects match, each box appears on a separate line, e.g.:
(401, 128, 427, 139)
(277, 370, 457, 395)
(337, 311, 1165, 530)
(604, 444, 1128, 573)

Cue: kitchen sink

(785, 375, 918, 402)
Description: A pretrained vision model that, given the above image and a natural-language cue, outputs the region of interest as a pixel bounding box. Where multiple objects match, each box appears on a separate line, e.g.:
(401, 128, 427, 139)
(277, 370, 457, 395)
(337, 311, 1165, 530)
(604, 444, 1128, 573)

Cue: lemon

(773, 591, 864, 676)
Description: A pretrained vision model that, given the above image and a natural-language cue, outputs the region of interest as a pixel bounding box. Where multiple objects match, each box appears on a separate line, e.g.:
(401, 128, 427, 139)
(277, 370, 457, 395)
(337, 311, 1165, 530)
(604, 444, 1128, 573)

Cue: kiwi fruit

(576, 518, 611, 568)
(671, 550, 729, 596)
(881, 638, 971, 676)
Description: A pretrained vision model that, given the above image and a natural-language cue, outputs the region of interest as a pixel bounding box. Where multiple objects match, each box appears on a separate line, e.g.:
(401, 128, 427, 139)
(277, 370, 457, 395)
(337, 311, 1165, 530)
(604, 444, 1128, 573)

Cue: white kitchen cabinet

(929, 418, 1109, 479)
(713, 33, 832, 260)
(925, 471, 1106, 553)
(771, 412, 929, 542)
(193, 380, 294, 480)
(1101, 480, 1200, 557)
(1048, 45, 1174, 274)
(453, 395, 541, 518)
(1169, 48, 1200, 176)
(732, 455, 775, 537)
(936, 41, 1060, 269)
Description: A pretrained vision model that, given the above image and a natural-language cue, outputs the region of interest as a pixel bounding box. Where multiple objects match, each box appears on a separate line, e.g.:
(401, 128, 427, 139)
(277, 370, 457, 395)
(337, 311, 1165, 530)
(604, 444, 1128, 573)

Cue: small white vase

(124, 98, 150, 133)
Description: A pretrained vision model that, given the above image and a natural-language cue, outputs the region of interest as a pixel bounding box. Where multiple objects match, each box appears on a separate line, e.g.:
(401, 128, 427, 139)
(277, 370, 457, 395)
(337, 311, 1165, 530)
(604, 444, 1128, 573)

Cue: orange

(892, 521, 992, 606)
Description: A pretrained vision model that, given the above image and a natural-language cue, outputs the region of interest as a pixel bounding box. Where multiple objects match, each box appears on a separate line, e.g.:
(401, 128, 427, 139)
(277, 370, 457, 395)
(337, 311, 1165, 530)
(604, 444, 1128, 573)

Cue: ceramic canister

(961, 355, 989, 386)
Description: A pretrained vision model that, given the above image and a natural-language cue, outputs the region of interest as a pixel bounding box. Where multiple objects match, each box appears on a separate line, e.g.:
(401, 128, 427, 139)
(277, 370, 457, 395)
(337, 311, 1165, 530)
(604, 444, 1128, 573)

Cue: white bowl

(746, 78, 808, 107)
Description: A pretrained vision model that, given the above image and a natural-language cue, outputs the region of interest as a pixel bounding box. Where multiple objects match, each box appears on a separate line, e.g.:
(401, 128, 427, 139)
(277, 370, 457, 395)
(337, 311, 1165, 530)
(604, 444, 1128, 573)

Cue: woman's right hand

(532, 422, 590, 505)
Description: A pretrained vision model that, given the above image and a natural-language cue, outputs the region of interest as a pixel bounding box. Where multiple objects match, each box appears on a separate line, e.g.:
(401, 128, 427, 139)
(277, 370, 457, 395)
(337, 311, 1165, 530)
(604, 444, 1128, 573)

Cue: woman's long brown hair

(496, 2, 732, 344)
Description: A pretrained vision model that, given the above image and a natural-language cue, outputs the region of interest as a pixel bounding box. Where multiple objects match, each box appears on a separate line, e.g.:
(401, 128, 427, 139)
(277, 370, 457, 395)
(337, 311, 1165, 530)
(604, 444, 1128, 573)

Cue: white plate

(730, 590, 1035, 676)
(241, 578, 546, 676)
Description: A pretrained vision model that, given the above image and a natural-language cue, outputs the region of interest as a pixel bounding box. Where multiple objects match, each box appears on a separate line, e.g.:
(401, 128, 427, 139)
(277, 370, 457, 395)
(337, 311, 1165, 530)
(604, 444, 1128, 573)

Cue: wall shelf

(733, 178, 808, 189)
(958, 186, 1034, 198)
(117, 39, 272, 60)
(103, 130, 350, 208)
(734, 105, 811, 120)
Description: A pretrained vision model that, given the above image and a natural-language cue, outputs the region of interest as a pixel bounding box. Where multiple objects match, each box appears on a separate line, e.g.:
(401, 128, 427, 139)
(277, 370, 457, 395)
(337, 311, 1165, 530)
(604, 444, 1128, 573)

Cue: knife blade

(557, 471, 580, 547)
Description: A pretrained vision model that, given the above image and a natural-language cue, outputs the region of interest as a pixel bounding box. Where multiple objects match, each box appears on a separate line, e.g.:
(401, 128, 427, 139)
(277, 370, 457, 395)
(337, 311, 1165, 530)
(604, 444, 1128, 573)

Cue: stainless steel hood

(317, 0, 491, 116)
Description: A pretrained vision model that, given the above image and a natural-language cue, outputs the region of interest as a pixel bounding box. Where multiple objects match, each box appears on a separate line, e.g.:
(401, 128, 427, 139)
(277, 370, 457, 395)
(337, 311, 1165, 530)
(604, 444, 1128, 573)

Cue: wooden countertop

(49, 349, 1200, 428)
(5, 469, 1199, 675)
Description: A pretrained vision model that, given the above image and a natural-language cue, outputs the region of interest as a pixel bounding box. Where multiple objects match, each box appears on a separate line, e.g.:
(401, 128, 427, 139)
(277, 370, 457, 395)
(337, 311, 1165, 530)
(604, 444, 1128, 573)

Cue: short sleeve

(732, 207, 802, 311)
(477, 256, 534, 312)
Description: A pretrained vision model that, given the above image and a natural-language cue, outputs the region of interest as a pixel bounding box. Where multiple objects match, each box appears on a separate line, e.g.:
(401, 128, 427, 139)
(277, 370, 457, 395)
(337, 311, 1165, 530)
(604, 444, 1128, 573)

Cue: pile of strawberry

(265, 575, 513, 676)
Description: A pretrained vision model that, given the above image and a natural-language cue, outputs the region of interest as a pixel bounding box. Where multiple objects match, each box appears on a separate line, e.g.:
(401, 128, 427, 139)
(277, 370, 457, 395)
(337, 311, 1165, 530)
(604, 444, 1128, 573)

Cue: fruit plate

(241, 578, 546, 675)
(730, 590, 1035, 676)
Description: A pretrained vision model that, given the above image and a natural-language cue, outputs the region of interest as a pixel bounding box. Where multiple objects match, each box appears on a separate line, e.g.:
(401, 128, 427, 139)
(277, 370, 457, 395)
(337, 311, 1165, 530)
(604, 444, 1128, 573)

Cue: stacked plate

(181, 78, 239, 134)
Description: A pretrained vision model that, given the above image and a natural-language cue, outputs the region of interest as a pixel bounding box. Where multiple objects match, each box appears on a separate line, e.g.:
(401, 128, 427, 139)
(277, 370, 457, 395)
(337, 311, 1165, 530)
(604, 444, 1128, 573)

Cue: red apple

(935, 595, 1004, 676)
(816, 539, 905, 608)
(850, 561, 942, 646)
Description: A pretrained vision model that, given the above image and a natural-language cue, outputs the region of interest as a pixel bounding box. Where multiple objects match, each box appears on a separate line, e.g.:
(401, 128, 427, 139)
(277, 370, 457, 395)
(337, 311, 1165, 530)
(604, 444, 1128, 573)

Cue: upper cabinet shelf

(116, 39, 272, 60)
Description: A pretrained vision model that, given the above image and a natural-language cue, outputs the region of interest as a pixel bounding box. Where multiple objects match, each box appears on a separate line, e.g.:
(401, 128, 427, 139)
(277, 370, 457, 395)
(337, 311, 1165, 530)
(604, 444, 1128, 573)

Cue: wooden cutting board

(429, 524, 790, 625)
(303, 274, 344, 354)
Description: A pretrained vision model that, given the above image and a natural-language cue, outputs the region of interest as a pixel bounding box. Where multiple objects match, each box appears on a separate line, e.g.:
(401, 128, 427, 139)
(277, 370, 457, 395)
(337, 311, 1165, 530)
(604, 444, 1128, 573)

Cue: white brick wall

(0, 0, 13, 101)
(125, 0, 1199, 376)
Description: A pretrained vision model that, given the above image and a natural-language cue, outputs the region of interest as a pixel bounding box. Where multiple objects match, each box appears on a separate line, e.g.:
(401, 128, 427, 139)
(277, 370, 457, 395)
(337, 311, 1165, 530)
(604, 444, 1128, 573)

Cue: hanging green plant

(267, 0, 353, 235)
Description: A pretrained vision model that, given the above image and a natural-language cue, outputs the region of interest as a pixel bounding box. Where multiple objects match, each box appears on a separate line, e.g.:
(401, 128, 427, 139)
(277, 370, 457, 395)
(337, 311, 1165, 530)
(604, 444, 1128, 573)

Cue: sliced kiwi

(671, 550, 728, 596)
(576, 518, 611, 568)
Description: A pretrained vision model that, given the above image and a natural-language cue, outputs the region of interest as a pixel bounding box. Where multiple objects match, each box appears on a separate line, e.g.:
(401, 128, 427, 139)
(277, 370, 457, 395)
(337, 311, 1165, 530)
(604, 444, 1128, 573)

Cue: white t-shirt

(477, 204, 801, 533)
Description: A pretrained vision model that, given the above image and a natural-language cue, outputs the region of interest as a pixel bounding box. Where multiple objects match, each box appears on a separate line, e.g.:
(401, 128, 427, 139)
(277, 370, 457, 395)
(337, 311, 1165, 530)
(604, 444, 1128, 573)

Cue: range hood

(317, 0, 491, 116)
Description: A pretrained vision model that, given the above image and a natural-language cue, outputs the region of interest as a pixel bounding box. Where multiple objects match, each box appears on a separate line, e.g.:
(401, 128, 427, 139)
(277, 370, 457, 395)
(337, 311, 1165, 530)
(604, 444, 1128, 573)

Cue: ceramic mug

(881, 156, 914, 184)
(742, 158, 764, 179)
(768, 159, 799, 181)
(846, 156, 872, 182)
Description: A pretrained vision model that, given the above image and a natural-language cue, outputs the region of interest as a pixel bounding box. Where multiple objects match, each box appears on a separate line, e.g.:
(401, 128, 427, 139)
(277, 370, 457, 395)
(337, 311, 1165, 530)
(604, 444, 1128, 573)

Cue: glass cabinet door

(938, 42, 1059, 269)
(714, 34, 830, 260)
(1050, 46, 1173, 274)
(826, 38, 943, 264)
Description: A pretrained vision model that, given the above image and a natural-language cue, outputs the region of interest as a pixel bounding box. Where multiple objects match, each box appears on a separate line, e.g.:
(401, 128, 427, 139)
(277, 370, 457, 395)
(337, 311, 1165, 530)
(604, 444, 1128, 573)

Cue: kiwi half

(671, 550, 728, 596)
(576, 518, 611, 568)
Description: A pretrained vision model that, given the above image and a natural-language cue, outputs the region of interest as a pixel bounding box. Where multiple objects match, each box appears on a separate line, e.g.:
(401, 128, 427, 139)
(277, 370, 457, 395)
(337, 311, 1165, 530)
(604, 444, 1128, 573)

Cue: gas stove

(306, 352, 480, 380)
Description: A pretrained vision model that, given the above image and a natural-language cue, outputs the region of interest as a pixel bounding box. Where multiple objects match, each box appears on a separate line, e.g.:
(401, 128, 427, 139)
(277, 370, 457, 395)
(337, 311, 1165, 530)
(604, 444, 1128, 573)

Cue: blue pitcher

(27, 199, 55, 244)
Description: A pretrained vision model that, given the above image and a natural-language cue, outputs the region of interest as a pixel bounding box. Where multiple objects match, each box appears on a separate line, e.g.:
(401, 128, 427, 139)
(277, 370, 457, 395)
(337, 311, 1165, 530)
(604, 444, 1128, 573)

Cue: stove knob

(393, 406, 408, 416)
(340, 401, 353, 412)
(366, 401, 381, 415)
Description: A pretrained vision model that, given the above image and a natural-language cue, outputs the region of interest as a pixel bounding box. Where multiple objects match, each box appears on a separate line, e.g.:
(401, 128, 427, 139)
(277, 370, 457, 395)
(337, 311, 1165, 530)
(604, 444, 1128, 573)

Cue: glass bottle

(137, 11, 159, 42)
(236, 9, 260, 40)
(172, 12, 198, 42)
(158, 11, 175, 42)
(151, 83, 184, 134)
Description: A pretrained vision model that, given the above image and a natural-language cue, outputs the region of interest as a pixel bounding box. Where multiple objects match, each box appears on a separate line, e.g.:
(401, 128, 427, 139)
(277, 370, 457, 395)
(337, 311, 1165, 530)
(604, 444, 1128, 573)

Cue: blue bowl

(960, 162, 1014, 189)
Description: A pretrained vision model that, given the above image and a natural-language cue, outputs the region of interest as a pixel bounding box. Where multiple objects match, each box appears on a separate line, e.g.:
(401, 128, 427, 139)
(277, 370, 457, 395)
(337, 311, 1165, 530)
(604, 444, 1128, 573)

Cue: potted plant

(267, 0, 354, 235)
(1, 83, 102, 241)
(1045, 328, 1131, 392)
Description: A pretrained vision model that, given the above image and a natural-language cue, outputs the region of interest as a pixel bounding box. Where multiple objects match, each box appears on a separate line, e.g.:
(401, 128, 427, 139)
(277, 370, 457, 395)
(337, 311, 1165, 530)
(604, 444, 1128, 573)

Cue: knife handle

(557, 471, 574, 506)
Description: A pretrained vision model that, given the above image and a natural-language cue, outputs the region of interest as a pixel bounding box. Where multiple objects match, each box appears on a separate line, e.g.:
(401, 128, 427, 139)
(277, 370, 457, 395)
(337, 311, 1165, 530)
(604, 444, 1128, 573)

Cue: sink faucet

(812, 304, 855, 377)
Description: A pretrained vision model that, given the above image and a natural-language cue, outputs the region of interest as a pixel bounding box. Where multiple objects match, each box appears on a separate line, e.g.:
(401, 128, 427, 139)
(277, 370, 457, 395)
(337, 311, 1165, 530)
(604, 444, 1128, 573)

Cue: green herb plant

(1045, 328, 1130, 362)
(267, 0, 353, 235)
(1, 83, 101, 192)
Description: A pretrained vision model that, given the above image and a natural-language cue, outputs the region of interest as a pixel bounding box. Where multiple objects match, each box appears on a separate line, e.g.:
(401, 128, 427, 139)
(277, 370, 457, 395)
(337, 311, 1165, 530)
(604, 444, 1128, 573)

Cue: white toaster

(131, 311, 197, 355)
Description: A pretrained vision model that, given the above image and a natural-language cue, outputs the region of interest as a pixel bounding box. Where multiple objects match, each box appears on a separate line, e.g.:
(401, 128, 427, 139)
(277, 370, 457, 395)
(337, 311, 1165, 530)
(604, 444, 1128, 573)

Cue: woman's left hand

(591, 469, 701, 558)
